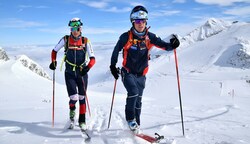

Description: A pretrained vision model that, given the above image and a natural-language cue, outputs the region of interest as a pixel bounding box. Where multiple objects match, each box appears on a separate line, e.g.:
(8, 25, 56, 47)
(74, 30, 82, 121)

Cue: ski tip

(68, 126, 74, 129)
(84, 137, 91, 142)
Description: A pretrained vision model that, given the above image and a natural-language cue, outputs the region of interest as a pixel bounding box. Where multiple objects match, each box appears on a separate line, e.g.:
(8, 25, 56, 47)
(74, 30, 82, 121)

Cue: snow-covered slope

(151, 18, 234, 63)
(150, 19, 250, 77)
(15, 55, 51, 80)
(0, 47, 51, 80)
(179, 21, 250, 73)
(0, 18, 250, 144)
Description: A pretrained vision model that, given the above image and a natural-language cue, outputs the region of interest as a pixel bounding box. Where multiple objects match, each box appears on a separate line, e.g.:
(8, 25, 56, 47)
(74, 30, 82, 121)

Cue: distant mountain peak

(15, 55, 51, 80)
(181, 18, 232, 47)
(204, 17, 232, 30)
(0, 47, 10, 61)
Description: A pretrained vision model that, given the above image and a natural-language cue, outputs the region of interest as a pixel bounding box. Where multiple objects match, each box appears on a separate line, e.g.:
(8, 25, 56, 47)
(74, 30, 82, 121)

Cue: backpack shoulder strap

(123, 30, 133, 50)
(144, 28, 154, 50)
(123, 30, 153, 50)
(82, 37, 88, 45)
(145, 34, 154, 50)
(82, 37, 89, 62)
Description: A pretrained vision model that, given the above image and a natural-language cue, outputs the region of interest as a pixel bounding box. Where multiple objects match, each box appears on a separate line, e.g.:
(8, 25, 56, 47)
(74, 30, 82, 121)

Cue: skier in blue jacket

(110, 5, 180, 132)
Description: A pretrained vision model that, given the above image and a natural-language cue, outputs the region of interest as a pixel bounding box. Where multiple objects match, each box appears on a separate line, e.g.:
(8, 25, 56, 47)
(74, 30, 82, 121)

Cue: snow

(0, 18, 250, 144)
(0, 47, 9, 61)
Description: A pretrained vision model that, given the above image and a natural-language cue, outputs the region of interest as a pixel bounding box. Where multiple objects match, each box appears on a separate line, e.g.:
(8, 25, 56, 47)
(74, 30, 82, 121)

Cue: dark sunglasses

(71, 27, 80, 32)
(134, 19, 146, 24)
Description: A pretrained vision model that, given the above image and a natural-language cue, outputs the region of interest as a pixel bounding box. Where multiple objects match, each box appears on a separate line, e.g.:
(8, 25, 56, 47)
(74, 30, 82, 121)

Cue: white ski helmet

(68, 17, 83, 27)
(130, 5, 148, 23)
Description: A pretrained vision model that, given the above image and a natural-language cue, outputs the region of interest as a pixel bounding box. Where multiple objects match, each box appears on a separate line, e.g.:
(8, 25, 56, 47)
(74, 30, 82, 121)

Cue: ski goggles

(134, 19, 147, 24)
(69, 21, 81, 27)
(70, 27, 80, 32)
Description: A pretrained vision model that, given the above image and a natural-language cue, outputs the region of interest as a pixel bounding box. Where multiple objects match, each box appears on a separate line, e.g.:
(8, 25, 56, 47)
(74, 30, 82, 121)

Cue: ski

(135, 132, 164, 143)
(68, 119, 75, 129)
(81, 129, 91, 142)
(66, 120, 91, 141)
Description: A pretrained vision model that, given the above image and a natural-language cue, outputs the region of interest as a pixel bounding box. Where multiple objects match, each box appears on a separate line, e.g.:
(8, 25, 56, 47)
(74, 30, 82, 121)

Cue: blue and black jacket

(111, 27, 174, 76)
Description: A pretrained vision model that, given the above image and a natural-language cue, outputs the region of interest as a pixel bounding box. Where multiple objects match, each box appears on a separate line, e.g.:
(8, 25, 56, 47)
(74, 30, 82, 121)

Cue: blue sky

(0, 0, 250, 46)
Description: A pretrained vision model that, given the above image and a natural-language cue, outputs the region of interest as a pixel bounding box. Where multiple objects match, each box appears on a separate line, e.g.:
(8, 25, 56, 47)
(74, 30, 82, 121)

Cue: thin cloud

(195, 0, 250, 6)
(0, 18, 45, 28)
(18, 5, 32, 12)
(224, 6, 250, 16)
(18, 5, 32, 8)
(39, 26, 68, 34)
(173, 0, 186, 3)
(69, 9, 81, 14)
(77, 0, 133, 13)
(36, 6, 49, 9)
(104, 6, 131, 13)
(39, 26, 117, 35)
(18, 5, 49, 12)
(78, 0, 108, 9)
(151, 10, 181, 18)
(129, 2, 145, 7)
(83, 27, 117, 34)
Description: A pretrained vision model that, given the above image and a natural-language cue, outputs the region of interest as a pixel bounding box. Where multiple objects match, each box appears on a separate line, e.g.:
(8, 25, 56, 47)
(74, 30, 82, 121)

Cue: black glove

(49, 61, 57, 70)
(81, 66, 90, 76)
(110, 65, 119, 79)
(170, 35, 180, 49)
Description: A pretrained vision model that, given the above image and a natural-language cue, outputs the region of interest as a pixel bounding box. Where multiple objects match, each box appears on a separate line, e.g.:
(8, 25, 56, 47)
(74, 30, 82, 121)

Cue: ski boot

(79, 122, 87, 131)
(70, 110, 75, 120)
(68, 110, 75, 129)
(128, 120, 140, 133)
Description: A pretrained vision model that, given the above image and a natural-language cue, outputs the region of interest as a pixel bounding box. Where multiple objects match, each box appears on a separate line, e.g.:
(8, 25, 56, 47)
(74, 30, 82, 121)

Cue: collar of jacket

(130, 26, 150, 40)
(70, 33, 82, 41)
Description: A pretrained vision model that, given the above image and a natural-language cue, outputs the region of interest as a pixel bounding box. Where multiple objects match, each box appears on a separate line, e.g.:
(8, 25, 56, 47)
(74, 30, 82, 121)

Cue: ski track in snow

(0, 85, 249, 144)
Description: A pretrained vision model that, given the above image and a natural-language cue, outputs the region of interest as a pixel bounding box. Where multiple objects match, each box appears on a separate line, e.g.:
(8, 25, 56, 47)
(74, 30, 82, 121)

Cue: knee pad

(69, 94, 78, 101)
(79, 95, 85, 100)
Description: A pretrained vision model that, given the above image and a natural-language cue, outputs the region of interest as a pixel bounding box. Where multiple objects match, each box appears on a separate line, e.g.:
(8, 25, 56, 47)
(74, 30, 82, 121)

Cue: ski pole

(82, 77, 91, 117)
(52, 70, 55, 127)
(173, 49, 185, 136)
(108, 79, 117, 129)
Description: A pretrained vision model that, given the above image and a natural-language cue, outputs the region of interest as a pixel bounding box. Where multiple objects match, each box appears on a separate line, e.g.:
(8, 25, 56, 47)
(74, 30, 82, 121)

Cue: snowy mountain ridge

(15, 55, 51, 80)
(151, 18, 250, 75)
(0, 47, 9, 61)
(0, 47, 50, 80)
(180, 18, 233, 48)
